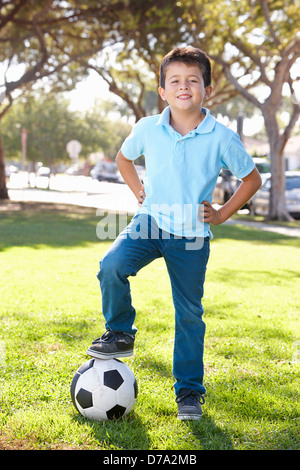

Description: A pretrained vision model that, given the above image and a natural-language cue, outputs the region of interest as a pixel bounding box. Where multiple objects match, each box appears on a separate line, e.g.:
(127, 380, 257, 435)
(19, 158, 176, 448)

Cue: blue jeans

(97, 214, 210, 395)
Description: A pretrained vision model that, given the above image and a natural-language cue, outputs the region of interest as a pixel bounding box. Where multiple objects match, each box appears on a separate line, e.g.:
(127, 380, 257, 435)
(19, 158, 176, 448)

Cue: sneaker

(86, 330, 135, 359)
(176, 388, 205, 420)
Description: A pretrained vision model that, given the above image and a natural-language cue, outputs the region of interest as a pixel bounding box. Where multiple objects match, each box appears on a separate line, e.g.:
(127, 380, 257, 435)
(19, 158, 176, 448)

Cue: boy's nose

(180, 82, 189, 89)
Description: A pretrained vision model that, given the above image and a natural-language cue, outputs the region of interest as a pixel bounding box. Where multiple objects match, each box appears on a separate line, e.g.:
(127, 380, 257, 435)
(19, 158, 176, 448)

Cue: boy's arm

(116, 150, 146, 206)
(200, 167, 262, 225)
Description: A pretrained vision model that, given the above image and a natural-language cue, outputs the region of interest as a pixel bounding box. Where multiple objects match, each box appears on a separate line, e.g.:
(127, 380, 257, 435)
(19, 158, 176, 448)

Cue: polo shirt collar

(157, 106, 172, 127)
(157, 106, 215, 134)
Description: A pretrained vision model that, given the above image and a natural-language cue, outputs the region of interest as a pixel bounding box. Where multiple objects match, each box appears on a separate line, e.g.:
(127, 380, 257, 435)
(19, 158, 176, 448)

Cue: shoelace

(92, 330, 133, 344)
(92, 330, 115, 344)
(176, 390, 205, 405)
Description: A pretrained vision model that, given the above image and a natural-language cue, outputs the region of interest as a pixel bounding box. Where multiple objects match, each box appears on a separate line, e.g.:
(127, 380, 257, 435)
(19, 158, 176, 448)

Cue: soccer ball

(70, 358, 138, 421)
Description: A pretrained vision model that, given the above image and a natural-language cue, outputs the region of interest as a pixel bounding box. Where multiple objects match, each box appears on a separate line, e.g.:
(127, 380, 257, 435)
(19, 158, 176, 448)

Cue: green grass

(0, 201, 299, 450)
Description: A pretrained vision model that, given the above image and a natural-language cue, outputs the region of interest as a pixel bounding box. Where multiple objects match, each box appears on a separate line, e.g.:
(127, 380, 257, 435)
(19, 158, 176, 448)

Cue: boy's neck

(169, 108, 205, 136)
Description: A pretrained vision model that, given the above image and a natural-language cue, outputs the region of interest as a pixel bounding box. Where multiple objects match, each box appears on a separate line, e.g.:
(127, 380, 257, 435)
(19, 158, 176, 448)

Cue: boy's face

(158, 61, 212, 114)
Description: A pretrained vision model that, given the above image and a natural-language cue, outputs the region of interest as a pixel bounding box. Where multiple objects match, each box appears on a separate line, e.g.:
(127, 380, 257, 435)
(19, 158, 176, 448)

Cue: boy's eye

(170, 79, 198, 84)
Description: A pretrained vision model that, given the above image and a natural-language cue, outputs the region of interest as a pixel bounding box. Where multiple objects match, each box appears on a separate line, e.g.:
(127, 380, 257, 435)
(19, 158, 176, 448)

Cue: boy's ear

(204, 85, 213, 102)
(158, 86, 166, 101)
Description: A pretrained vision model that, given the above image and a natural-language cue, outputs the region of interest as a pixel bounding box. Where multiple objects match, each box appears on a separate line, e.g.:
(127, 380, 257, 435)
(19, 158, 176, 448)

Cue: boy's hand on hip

(137, 185, 146, 206)
(200, 169, 262, 226)
(199, 201, 222, 225)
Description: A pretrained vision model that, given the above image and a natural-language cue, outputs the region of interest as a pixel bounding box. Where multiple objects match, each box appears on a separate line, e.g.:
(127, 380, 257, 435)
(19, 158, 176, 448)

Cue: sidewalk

(7, 177, 138, 214)
(224, 218, 300, 238)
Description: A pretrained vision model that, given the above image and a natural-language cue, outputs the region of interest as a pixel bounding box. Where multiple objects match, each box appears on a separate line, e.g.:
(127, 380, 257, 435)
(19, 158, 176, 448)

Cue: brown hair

(159, 46, 212, 89)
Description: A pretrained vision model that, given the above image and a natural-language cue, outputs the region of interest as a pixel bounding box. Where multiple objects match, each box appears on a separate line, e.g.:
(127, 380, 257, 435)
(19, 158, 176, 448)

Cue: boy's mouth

(177, 94, 192, 100)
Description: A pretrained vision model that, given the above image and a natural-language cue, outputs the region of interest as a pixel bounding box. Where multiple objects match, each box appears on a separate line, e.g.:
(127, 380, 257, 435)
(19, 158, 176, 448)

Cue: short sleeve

(221, 132, 255, 179)
(121, 119, 145, 161)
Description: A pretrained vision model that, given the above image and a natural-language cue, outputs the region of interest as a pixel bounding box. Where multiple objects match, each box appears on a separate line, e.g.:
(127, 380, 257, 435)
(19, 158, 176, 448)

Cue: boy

(87, 47, 262, 420)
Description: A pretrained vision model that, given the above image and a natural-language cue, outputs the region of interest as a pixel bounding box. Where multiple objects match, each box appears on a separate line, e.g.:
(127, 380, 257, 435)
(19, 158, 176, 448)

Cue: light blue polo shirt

(121, 106, 255, 238)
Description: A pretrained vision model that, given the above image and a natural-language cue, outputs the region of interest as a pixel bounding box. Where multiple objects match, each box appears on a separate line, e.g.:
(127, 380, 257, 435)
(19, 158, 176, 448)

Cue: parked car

(90, 161, 145, 184)
(213, 157, 271, 205)
(135, 165, 146, 183)
(36, 166, 51, 176)
(249, 171, 300, 218)
(90, 161, 121, 183)
(5, 165, 18, 177)
(212, 168, 238, 205)
(115, 164, 146, 184)
(254, 158, 271, 176)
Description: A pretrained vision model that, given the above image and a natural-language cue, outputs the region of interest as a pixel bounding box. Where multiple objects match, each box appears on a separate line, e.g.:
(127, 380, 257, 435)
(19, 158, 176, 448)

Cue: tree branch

(211, 55, 263, 110)
(279, 77, 300, 152)
(0, 0, 27, 29)
(0, 92, 13, 119)
(232, 38, 272, 88)
(87, 63, 144, 121)
(259, 0, 280, 47)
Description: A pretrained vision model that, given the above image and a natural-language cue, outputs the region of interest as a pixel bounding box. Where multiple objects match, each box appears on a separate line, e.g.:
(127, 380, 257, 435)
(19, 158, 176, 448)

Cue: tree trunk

(0, 133, 9, 200)
(269, 146, 289, 221)
(263, 112, 292, 221)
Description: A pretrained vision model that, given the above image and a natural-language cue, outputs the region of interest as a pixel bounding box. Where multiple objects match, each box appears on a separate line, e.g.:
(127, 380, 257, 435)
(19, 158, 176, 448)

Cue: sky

(67, 69, 111, 113)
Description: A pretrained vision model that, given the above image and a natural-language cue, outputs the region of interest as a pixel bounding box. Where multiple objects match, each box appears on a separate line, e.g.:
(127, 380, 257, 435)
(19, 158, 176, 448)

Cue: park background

(0, 0, 300, 451)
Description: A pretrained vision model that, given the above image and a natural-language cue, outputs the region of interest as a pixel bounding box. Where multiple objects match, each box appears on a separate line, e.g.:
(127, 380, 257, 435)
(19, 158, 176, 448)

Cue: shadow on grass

(0, 201, 131, 250)
(184, 415, 234, 450)
(71, 411, 151, 450)
(71, 402, 234, 450)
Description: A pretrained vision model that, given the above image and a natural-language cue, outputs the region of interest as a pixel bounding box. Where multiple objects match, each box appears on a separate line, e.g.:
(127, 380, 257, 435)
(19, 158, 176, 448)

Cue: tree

(80, 0, 300, 221)
(0, 0, 200, 197)
(76, 1, 238, 122)
(186, 0, 300, 220)
(79, 100, 132, 160)
(59, 0, 191, 121)
(0, 0, 135, 198)
(2, 93, 82, 169)
(1, 93, 132, 166)
(86, 49, 159, 122)
(2, 0, 299, 221)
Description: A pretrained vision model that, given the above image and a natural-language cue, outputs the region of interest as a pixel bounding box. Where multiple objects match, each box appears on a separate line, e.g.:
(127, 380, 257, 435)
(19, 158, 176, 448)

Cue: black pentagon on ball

(76, 388, 93, 409)
(103, 369, 124, 390)
(106, 404, 127, 420)
(70, 360, 95, 411)
(77, 359, 95, 374)
(133, 378, 138, 398)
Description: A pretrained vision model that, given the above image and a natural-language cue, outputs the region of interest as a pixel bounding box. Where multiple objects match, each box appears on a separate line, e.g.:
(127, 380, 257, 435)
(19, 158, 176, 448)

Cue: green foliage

(0, 203, 299, 450)
(1, 94, 131, 165)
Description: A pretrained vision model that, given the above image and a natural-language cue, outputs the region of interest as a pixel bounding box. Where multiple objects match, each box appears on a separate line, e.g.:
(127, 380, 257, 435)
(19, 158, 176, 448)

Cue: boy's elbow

(255, 169, 262, 191)
(241, 167, 262, 198)
(115, 150, 123, 166)
(246, 167, 262, 191)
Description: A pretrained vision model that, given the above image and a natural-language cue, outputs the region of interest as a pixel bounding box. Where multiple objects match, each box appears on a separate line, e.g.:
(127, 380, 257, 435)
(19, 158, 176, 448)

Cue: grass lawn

(0, 201, 299, 450)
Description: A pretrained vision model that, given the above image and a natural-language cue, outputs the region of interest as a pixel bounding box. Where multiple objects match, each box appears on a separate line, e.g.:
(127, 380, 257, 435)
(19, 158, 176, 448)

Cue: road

(7, 173, 300, 238)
